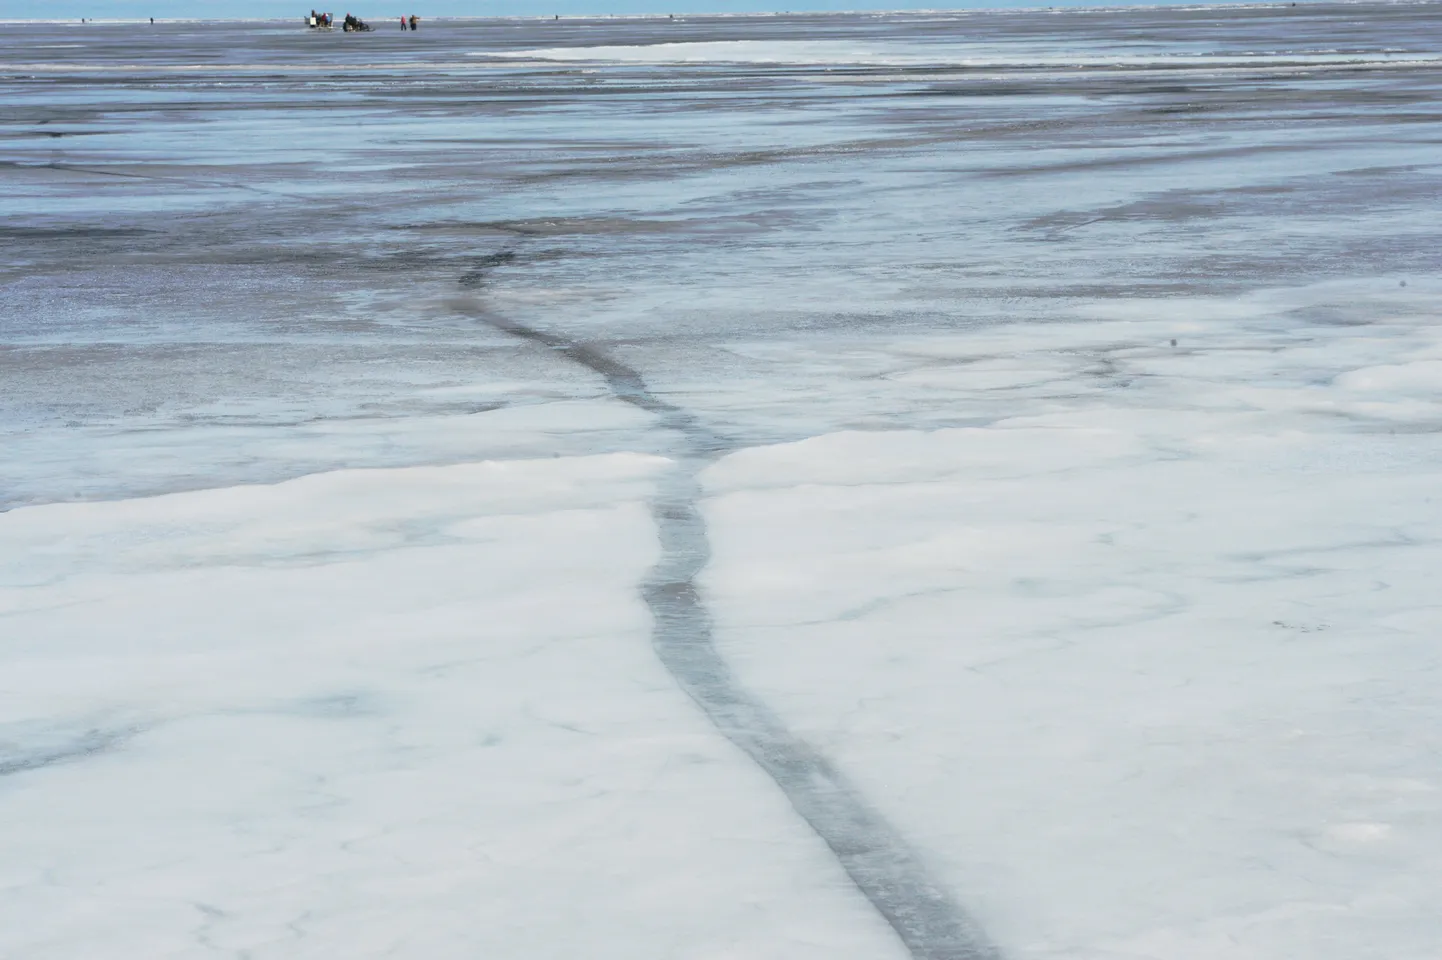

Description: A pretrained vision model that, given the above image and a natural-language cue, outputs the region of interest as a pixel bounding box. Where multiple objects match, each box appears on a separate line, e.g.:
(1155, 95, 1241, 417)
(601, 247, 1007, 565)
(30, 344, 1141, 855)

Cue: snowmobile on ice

(341, 13, 374, 31)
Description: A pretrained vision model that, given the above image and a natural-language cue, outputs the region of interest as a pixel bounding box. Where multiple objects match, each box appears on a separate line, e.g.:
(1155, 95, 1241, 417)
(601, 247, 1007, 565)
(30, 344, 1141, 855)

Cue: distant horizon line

(5, 0, 1436, 21)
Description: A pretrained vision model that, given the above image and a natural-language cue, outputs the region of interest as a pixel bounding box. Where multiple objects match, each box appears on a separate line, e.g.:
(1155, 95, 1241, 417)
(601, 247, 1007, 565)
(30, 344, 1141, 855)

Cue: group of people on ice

(306, 9, 418, 31)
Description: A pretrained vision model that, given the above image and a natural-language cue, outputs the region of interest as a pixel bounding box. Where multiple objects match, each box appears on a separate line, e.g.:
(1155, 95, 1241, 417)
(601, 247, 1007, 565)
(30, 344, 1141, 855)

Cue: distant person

(401, 15, 406, 29)
(409, 14, 418, 30)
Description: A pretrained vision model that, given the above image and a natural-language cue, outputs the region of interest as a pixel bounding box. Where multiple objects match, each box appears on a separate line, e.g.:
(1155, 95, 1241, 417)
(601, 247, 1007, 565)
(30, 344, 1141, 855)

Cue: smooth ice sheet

(0, 455, 906, 960)
(700, 306, 1442, 958)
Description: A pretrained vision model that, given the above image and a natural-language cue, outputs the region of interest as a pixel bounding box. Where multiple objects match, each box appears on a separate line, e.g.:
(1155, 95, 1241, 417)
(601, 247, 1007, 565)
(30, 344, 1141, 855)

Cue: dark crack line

(0, 159, 324, 202)
(456, 289, 1000, 960)
(0, 727, 136, 779)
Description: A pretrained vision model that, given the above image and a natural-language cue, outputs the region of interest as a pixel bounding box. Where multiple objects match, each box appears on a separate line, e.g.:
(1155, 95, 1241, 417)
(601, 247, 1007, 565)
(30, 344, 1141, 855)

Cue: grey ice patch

(458, 250, 520, 289)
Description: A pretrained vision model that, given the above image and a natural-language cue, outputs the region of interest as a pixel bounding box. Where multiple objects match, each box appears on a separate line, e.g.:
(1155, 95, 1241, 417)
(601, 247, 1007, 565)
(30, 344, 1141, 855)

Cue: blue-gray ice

(3, 7, 1442, 959)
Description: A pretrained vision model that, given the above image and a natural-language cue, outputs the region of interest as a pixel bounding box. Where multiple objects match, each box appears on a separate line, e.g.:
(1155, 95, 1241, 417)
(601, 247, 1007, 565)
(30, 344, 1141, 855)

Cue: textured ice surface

(3, 5, 1442, 959)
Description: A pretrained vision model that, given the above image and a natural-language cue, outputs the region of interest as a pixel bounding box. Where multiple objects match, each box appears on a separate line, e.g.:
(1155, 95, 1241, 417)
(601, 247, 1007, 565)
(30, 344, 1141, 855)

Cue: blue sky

(1, 0, 1261, 19)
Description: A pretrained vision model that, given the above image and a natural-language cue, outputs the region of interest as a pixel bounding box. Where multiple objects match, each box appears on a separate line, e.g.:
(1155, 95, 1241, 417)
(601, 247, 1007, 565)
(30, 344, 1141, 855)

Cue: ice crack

(0, 726, 137, 779)
(458, 290, 1001, 960)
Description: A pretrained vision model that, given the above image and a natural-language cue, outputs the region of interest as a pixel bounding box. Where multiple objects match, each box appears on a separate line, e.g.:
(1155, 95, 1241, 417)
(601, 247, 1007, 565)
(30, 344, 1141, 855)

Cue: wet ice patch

(479, 40, 924, 66)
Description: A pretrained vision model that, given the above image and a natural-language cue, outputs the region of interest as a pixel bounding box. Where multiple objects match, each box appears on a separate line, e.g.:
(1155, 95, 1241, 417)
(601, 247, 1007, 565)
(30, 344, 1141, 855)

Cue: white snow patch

(0, 455, 905, 960)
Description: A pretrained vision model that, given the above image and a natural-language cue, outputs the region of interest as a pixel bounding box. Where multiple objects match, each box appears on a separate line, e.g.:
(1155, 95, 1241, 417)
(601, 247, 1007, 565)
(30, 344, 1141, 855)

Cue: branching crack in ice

(458, 287, 1001, 960)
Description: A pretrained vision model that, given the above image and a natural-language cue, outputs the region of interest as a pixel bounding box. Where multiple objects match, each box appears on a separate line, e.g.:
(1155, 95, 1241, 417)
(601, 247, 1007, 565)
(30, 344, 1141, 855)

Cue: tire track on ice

(458, 287, 1001, 960)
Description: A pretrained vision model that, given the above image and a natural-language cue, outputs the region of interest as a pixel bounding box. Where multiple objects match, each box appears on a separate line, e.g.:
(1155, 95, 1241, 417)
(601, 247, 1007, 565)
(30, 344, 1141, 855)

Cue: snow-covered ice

(701, 305, 1442, 957)
(0, 454, 926, 959)
(3, 5, 1442, 958)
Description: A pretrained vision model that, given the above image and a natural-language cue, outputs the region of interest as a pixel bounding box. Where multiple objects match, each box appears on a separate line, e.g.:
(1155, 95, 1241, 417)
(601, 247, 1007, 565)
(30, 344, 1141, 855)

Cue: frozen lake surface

(3, 5, 1442, 958)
